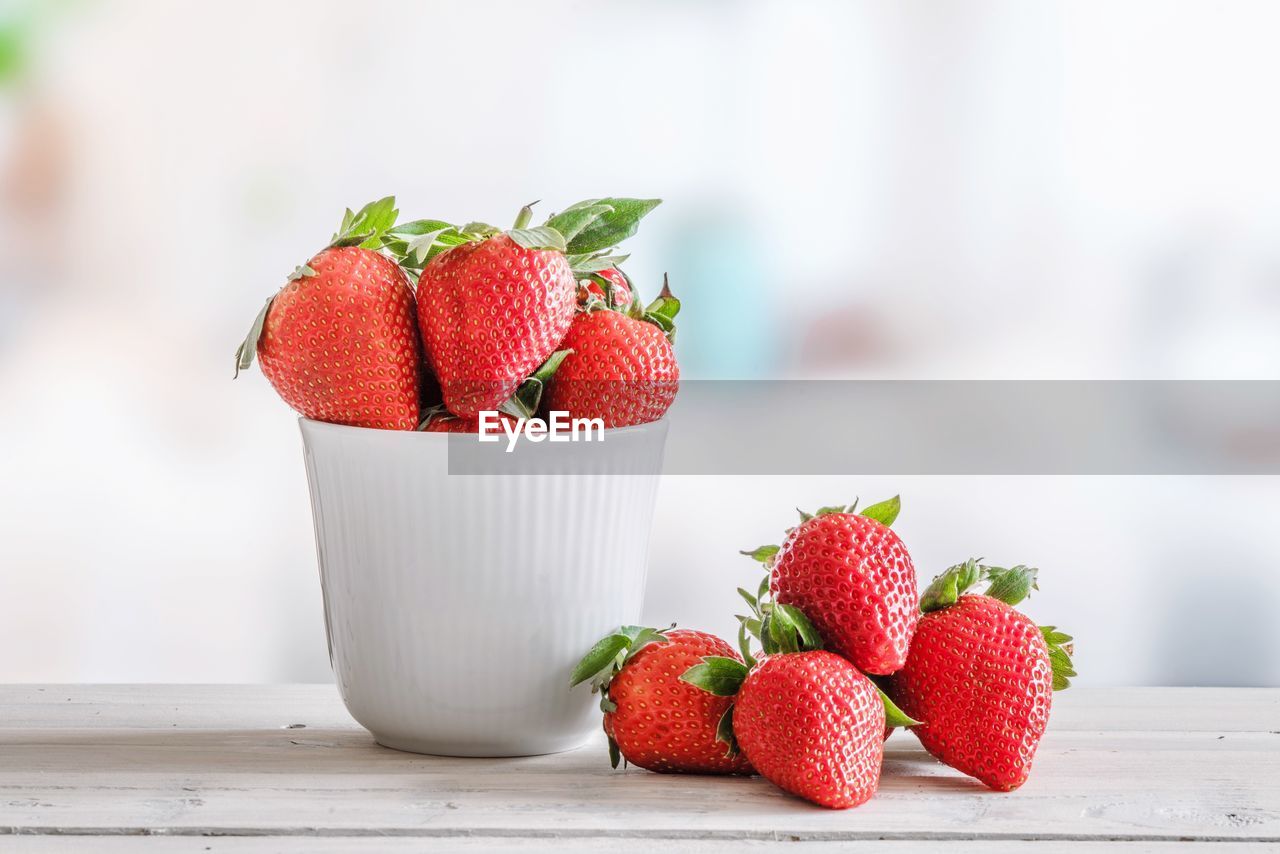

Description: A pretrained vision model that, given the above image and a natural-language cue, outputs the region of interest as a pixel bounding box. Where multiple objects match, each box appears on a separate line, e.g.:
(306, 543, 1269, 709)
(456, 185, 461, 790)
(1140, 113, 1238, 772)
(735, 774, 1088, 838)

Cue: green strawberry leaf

(770, 603, 823, 652)
(607, 735, 621, 769)
(919, 558, 986, 613)
(557, 198, 604, 214)
(287, 264, 317, 282)
(679, 655, 749, 696)
(569, 632, 633, 687)
(984, 565, 1040, 607)
(1041, 625, 1073, 646)
(330, 196, 398, 249)
(797, 508, 814, 524)
(736, 621, 756, 669)
(387, 219, 455, 236)
(643, 274, 680, 323)
(403, 228, 453, 267)
(569, 623, 670, 691)
(512, 200, 538, 230)
(233, 295, 275, 378)
(740, 544, 779, 563)
(715, 705, 740, 756)
(643, 311, 674, 334)
(622, 625, 671, 664)
(498, 349, 573, 420)
(507, 225, 567, 252)
(1042, 625, 1077, 691)
(860, 495, 902, 527)
(878, 686, 923, 728)
(567, 252, 630, 274)
(737, 587, 760, 616)
(460, 221, 500, 237)
(816, 504, 852, 517)
(565, 197, 662, 254)
(546, 204, 614, 244)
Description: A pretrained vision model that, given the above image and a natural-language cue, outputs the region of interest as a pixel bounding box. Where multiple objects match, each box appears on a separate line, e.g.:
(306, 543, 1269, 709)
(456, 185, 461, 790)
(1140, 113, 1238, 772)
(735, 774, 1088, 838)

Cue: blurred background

(1, 0, 1277, 686)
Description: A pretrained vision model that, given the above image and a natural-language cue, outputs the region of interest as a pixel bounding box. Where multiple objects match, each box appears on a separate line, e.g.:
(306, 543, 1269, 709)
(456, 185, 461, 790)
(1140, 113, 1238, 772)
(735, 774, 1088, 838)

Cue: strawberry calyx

(382, 197, 661, 278)
(233, 295, 275, 378)
(639, 274, 681, 342)
(1041, 626, 1078, 690)
(679, 656, 749, 756)
(328, 196, 399, 249)
(498, 348, 573, 420)
(920, 558, 1077, 690)
(553, 197, 661, 273)
(415, 403, 453, 431)
(570, 625, 672, 709)
(919, 558, 1038, 612)
(795, 495, 901, 527)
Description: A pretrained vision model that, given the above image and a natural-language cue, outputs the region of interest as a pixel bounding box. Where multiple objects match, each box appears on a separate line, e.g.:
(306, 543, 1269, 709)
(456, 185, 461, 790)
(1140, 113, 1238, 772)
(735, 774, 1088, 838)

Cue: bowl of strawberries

(236, 196, 679, 756)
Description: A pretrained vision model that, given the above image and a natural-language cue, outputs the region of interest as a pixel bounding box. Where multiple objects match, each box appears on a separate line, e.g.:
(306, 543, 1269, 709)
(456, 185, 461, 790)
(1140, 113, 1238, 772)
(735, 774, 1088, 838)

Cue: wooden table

(0, 686, 1275, 851)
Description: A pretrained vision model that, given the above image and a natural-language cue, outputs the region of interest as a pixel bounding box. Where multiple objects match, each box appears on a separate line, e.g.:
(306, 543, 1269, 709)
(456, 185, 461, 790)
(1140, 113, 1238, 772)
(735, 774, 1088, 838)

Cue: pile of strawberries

(572, 497, 1076, 809)
(235, 197, 679, 431)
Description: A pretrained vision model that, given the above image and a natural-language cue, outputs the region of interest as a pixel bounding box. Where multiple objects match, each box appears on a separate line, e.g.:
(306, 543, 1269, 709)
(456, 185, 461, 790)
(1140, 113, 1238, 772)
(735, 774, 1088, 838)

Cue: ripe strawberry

(402, 199, 661, 419)
(545, 278, 680, 428)
(684, 605, 917, 809)
(577, 266, 634, 310)
(887, 560, 1076, 791)
(743, 498, 919, 675)
(416, 406, 516, 434)
(234, 197, 422, 430)
(737, 652, 885, 809)
(571, 626, 753, 774)
(417, 232, 574, 418)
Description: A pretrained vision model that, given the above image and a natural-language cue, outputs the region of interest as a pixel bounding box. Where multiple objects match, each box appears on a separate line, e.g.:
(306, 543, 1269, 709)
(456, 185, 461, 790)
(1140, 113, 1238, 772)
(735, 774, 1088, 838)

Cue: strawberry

(570, 626, 753, 775)
(417, 231, 574, 418)
(390, 199, 661, 419)
(736, 652, 884, 808)
(415, 405, 516, 434)
(577, 266, 634, 310)
(887, 560, 1076, 791)
(544, 277, 680, 428)
(684, 605, 917, 809)
(742, 497, 919, 675)
(234, 197, 422, 430)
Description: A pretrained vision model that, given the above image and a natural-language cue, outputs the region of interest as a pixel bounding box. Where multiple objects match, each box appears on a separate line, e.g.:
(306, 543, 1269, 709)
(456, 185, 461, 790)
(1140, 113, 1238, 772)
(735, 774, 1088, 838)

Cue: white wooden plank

(0, 685, 1274, 732)
(0, 686, 1275, 844)
(0, 840, 1274, 854)
(0, 731, 1275, 840)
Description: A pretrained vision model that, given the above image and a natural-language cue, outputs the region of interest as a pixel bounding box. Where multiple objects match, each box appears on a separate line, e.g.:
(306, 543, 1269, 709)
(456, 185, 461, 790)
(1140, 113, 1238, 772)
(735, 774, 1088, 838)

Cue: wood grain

(0, 685, 1275, 851)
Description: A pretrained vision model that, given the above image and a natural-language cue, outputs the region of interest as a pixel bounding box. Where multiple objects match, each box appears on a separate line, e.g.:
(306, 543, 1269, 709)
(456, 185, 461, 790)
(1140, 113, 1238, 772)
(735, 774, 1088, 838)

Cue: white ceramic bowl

(298, 417, 668, 757)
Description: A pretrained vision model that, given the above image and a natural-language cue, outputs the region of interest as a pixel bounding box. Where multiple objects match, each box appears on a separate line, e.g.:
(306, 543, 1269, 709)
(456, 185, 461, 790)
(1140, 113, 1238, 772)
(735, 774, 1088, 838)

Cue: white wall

(1, 0, 1277, 685)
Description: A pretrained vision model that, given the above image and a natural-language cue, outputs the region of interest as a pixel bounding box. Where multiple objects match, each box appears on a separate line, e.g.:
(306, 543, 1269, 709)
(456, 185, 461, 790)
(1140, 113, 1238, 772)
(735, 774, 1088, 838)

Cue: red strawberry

(746, 498, 919, 675)
(577, 266, 634, 310)
(417, 407, 516, 434)
(417, 230, 575, 418)
(737, 652, 885, 809)
(888, 560, 1076, 791)
(683, 606, 918, 809)
(571, 626, 753, 774)
(545, 278, 680, 428)
(235, 198, 422, 430)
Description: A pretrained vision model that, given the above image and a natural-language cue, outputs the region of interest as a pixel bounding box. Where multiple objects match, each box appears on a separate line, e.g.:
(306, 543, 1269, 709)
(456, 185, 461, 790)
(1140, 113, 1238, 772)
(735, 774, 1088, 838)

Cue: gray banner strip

(447, 380, 1280, 475)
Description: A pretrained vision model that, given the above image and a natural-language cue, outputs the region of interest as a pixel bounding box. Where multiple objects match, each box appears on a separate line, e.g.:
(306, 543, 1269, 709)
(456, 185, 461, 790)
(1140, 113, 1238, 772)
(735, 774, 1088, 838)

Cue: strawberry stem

(513, 201, 538, 230)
